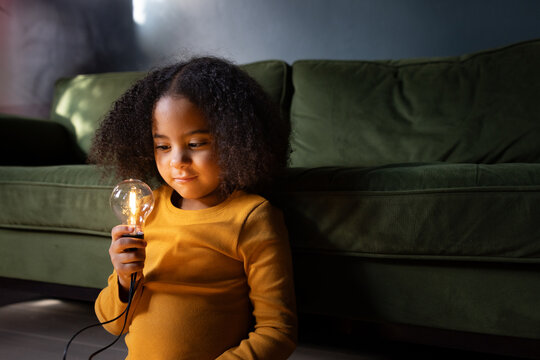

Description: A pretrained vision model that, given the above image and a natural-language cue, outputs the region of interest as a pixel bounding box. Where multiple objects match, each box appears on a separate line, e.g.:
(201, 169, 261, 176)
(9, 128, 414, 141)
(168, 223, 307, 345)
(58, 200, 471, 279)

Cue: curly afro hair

(89, 56, 290, 196)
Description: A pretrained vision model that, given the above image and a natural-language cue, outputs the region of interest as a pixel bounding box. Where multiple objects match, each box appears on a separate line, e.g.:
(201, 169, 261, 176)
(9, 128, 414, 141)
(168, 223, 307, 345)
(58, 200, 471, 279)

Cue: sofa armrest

(0, 113, 87, 165)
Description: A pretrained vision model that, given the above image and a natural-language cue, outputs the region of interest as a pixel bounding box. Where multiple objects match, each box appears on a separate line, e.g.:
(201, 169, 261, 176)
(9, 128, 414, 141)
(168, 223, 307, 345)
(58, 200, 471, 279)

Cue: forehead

(152, 96, 208, 133)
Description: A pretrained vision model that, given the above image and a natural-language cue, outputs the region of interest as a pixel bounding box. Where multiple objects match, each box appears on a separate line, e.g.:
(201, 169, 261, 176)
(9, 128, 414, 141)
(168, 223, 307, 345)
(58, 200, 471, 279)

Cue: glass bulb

(110, 179, 155, 235)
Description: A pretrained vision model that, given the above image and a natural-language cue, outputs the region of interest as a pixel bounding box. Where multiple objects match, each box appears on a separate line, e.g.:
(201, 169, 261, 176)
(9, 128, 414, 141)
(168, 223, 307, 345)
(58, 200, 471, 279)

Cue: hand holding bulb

(109, 179, 154, 298)
(63, 180, 154, 358)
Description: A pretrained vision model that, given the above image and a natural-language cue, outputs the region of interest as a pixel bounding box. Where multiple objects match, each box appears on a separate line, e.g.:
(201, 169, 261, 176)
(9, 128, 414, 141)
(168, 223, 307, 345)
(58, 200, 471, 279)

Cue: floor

(0, 289, 529, 360)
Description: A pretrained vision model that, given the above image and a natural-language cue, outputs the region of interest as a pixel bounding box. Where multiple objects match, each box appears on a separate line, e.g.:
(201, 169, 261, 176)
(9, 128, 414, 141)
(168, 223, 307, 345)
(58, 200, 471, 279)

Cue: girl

(89, 57, 297, 359)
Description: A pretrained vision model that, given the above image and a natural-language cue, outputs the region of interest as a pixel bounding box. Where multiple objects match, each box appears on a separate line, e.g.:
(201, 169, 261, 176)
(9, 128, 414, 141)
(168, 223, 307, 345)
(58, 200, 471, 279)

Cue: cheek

(195, 153, 220, 180)
(204, 153, 221, 174)
(154, 152, 169, 175)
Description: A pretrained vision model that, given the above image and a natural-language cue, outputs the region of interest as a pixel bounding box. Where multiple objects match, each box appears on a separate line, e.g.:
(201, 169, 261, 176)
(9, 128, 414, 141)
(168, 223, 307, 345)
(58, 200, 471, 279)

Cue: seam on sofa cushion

(0, 181, 113, 189)
(280, 186, 540, 196)
(291, 248, 540, 264)
(0, 224, 110, 237)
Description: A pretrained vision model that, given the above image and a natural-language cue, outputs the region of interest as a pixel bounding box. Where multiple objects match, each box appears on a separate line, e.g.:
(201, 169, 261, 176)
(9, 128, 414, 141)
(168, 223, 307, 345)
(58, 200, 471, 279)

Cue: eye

(155, 144, 170, 151)
(188, 141, 209, 149)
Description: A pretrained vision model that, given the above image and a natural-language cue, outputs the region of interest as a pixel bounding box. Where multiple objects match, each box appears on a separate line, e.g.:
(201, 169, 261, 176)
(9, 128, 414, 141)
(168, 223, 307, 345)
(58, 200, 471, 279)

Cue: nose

(170, 148, 191, 168)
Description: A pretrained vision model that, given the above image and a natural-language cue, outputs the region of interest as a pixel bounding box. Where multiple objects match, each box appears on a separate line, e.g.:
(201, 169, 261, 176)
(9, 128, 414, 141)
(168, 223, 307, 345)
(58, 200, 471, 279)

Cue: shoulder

(152, 184, 171, 204)
(228, 191, 284, 224)
(233, 192, 288, 252)
(228, 190, 267, 209)
(148, 185, 172, 215)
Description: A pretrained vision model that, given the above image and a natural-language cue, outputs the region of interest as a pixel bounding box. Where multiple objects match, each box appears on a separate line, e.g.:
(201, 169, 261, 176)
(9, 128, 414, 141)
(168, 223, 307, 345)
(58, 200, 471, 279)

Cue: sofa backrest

(289, 39, 540, 167)
(49, 60, 291, 155)
(50, 72, 145, 155)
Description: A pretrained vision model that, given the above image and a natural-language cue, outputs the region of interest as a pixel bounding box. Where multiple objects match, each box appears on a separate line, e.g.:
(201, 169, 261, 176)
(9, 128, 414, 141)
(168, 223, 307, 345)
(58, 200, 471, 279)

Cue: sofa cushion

(290, 39, 540, 167)
(49, 71, 144, 155)
(0, 165, 116, 236)
(275, 163, 540, 262)
(241, 60, 292, 119)
(2, 163, 539, 262)
(2, 164, 539, 340)
(49, 60, 290, 154)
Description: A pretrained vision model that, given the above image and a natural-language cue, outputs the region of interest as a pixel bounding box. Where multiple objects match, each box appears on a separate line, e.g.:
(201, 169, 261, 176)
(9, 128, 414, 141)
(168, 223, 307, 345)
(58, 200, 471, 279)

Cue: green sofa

(2, 39, 540, 355)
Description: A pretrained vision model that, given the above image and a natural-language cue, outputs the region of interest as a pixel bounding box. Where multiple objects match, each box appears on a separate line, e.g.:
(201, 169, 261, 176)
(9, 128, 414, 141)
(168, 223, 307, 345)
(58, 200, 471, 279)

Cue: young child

(89, 57, 297, 359)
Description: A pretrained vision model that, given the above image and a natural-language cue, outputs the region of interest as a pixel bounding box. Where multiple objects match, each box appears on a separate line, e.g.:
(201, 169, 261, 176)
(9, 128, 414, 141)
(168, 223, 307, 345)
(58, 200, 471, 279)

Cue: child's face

(152, 96, 222, 210)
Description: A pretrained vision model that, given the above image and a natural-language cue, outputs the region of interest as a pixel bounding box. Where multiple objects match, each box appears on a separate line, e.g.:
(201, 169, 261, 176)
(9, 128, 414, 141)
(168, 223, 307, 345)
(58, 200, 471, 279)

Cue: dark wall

(131, 0, 540, 64)
(1, 0, 540, 118)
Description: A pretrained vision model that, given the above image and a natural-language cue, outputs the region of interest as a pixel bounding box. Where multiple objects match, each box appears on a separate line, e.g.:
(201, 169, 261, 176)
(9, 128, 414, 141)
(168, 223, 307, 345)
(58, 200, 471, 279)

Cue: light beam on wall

(132, 0, 146, 25)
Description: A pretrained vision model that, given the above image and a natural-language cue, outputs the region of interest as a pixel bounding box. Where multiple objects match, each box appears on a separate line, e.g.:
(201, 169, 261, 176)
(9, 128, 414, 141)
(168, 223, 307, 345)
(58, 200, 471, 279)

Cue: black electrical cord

(62, 272, 137, 360)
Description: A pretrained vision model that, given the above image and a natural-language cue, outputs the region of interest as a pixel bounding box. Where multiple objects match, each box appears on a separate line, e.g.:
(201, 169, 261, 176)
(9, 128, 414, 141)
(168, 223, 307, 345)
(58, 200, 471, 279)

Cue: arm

(94, 270, 143, 335)
(218, 202, 298, 360)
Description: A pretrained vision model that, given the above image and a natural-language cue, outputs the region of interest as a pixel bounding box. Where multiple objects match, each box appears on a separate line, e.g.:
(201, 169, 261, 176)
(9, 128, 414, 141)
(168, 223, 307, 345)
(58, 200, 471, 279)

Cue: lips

(173, 175, 197, 183)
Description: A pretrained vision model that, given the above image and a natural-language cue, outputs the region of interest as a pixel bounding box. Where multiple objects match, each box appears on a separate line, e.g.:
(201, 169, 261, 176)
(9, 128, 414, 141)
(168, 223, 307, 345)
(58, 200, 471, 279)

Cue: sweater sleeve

(94, 271, 143, 336)
(217, 201, 298, 360)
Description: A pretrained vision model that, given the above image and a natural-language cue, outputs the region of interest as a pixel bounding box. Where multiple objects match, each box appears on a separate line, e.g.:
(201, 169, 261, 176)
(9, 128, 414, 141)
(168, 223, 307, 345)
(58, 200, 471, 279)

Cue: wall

(1, 0, 540, 118)
(0, 0, 143, 117)
(133, 0, 540, 64)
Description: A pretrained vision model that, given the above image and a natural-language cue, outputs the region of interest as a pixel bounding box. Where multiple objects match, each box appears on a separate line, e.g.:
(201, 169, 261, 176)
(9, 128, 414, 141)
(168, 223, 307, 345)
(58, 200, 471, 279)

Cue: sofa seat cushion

(276, 163, 540, 262)
(0, 165, 116, 236)
(2, 163, 539, 263)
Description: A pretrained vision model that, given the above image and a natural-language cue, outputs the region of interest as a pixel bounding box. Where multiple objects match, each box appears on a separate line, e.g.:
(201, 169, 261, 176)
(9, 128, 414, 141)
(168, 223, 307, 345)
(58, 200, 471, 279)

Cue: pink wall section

(0, 0, 141, 119)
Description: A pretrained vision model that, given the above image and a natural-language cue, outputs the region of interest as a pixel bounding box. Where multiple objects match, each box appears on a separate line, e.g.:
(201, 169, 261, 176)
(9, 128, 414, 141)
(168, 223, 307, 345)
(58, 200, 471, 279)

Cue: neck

(170, 190, 227, 210)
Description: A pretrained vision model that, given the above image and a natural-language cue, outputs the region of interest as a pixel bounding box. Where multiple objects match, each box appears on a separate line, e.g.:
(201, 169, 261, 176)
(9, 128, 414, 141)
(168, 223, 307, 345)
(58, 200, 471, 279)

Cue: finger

(112, 237, 147, 253)
(117, 248, 146, 264)
(121, 261, 145, 271)
(116, 251, 145, 268)
(111, 225, 136, 240)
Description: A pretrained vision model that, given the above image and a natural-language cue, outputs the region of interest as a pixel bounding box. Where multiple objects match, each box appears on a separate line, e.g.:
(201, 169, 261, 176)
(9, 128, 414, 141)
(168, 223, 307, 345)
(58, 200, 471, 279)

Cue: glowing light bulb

(110, 179, 154, 236)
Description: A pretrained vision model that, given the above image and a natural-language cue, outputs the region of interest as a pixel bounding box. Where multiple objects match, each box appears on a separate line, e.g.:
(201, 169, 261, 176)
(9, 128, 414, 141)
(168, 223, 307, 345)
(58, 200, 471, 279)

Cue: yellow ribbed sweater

(95, 185, 297, 359)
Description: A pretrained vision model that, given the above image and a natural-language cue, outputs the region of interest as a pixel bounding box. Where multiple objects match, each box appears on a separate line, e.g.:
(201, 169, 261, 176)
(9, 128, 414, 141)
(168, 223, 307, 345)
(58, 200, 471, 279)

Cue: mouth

(173, 176, 197, 183)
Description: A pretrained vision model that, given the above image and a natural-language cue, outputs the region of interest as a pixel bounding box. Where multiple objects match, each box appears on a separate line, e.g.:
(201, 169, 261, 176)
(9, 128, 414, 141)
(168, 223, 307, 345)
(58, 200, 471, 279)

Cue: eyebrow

(153, 129, 210, 138)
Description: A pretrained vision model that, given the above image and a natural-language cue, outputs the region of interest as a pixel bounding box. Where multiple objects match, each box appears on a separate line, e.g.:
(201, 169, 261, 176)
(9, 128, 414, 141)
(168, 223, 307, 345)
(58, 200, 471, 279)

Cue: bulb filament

(129, 188, 137, 226)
